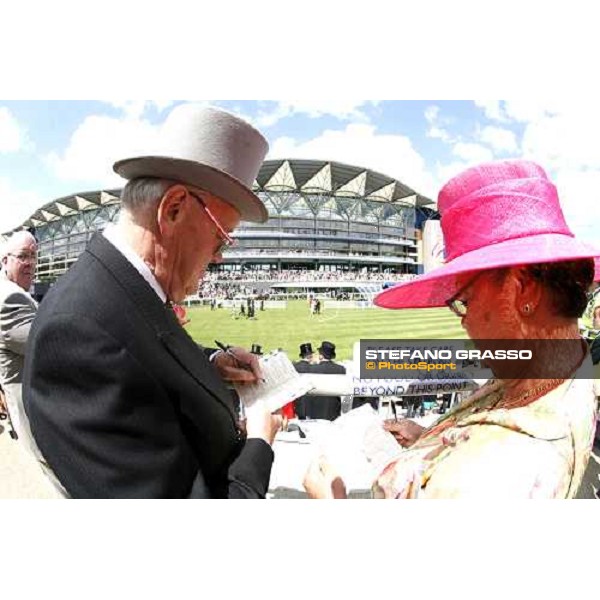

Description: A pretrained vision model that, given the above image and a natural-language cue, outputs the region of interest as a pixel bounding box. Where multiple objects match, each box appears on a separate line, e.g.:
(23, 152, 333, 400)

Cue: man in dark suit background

(23, 105, 281, 499)
(293, 342, 314, 419)
(295, 341, 345, 421)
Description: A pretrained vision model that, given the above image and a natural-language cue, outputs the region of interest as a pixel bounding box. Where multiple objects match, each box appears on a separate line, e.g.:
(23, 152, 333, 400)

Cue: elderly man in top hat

(23, 105, 282, 499)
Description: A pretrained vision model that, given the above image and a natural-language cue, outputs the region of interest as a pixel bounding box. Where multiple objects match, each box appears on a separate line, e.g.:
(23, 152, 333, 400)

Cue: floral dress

(373, 358, 597, 499)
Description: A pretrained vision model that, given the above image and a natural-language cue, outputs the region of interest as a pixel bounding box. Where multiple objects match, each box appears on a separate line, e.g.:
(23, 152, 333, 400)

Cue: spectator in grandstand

(304, 159, 599, 499)
(23, 105, 282, 499)
(0, 231, 40, 451)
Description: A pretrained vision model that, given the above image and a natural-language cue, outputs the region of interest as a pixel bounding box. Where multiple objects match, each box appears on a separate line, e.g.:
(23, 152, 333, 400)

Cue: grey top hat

(113, 105, 269, 223)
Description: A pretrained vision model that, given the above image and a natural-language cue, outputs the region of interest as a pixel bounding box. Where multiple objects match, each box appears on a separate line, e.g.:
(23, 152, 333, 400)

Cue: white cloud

(427, 126, 452, 142)
(46, 113, 163, 186)
(0, 107, 28, 153)
(434, 160, 471, 187)
(424, 104, 452, 142)
(269, 123, 437, 199)
(474, 100, 507, 122)
(502, 100, 564, 123)
(103, 100, 178, 119)
(474, 100, 578, 124)
(45, 101, 226, 187)
(0, 177, 43, 233)
(479, 125, 518, 153)
(473, 102, 600, 243)
(474, 100, 561, 123)
(521, 110, 600, 171)
(553, 168, 600, 246)
(452, 142, 494, 163)
(255, 103, 292, 127)
(424, 106, 439, 123)
(255, 101, 379, 128)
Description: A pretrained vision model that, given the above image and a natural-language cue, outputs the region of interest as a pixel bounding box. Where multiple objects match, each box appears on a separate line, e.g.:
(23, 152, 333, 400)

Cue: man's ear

(156, 185, 189, 237)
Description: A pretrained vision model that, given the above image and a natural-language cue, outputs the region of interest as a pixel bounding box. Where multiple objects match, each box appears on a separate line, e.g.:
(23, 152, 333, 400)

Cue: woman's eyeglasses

(445, 272, 484, 317)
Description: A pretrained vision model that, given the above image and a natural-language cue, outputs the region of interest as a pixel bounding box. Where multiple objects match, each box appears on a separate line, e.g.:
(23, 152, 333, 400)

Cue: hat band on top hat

(442, 179, 572, 262)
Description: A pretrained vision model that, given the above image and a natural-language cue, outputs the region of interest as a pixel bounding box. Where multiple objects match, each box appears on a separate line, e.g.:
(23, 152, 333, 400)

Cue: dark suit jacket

(293, 359, 345, 421)
(22, 233, 273, 499)
(292, 359, 312, 418)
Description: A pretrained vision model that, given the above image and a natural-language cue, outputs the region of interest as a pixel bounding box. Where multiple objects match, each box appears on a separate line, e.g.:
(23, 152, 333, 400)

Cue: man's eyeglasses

(187, 190, 235, 254)
(445, 272, 484, 317)
(7, 252, 38, 263)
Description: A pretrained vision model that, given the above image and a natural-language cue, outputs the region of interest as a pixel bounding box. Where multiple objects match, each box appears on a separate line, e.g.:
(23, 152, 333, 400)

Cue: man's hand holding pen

(213, 341, 263, 384)
(213, 341, 282, 445)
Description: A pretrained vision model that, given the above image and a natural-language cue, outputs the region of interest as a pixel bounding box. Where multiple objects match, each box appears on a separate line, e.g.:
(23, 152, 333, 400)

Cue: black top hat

(318, 341, 336, 359)
(299, 342, 314, 358)
(251, 343, 263, 355)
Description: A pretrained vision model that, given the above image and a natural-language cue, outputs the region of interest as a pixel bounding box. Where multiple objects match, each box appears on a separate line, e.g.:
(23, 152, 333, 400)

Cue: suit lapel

(85, 233, 236, 420)
(157, 325, 234, 414)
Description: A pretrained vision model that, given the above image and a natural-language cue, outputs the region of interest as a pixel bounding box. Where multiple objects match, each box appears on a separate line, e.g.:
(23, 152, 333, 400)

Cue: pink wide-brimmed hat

(375, 160, 600, 309)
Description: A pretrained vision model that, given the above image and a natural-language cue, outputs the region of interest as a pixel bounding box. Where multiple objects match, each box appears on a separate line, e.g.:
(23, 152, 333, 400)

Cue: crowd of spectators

(200, 269, 416, 283)
(195, 269, 416, 300)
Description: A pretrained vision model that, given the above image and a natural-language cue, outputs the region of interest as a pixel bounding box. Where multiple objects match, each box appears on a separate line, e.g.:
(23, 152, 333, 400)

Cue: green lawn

(185, 300, 467, 361)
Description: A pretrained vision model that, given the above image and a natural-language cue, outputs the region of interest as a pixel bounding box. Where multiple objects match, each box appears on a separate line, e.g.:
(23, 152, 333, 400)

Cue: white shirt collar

(102, 225, 167, 304)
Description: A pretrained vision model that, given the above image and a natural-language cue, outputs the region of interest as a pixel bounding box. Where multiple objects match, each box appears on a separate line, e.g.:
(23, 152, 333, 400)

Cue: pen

(215, 340, 230, 353)
(215, 340, 266, 383)
(215, 340, 243, 369)
(391, 400, 398, 422)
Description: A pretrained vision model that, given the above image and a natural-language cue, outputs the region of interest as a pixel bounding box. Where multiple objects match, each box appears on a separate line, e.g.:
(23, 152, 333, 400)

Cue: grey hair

(119, 177, 180, 217)
(1, 230, 37, 261)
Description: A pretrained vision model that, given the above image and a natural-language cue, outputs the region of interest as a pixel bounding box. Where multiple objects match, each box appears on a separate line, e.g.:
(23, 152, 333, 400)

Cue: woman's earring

(522, 304, 531, 314)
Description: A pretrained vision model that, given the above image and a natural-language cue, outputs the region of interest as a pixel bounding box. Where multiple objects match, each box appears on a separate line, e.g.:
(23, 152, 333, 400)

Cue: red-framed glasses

(187, 190, 236, 254)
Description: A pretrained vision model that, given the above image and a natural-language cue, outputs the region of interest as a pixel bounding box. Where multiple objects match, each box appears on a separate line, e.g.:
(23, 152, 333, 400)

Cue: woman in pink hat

(304, 160, 599, 499)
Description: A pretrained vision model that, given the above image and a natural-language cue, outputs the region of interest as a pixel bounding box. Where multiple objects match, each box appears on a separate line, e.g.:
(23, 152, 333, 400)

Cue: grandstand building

(4, 159, 436, 295)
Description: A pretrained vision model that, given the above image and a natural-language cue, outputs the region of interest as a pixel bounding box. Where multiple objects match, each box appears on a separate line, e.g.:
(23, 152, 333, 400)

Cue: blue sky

(1, 100, 598, 245)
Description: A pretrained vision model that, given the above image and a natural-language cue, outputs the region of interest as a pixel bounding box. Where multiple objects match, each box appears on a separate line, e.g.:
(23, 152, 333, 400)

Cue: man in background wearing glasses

(0, 231, 39, 449)
(23, 105, 282, 498)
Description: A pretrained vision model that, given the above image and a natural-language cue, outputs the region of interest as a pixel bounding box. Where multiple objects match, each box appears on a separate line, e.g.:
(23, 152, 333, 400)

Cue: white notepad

(316, 405, 403, 483)
(234, 351, 315, 413)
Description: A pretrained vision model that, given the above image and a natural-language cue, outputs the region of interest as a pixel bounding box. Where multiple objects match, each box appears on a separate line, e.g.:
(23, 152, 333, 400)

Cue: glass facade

(11, 160, 432, 282)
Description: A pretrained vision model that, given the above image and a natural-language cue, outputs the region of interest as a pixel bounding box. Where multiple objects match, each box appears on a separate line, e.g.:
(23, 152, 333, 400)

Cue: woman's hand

(383, 419, 425, 448)
(303, 456, 347, 499)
